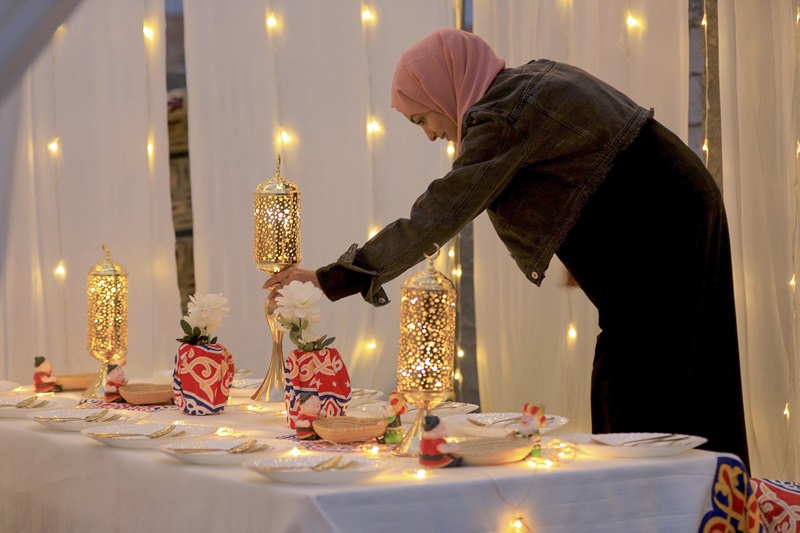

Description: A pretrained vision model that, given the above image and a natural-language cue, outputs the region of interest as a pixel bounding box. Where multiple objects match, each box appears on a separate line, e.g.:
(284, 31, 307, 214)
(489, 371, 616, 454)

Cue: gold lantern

(86, 243, 128, 398)
(252, 155, 301, 401)
(393, 246, 457, 456)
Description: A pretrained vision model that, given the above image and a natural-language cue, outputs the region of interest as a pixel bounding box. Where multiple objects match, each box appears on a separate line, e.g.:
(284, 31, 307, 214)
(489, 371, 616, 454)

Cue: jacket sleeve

(316, 110, 530, 306)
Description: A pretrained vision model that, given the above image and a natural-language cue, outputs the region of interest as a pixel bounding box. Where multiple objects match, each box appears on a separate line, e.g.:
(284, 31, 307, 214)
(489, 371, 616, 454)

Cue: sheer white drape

(182, 1, 455, 393)
(0, 0, 180, 382)
(472, 1, 689, 435)
(718, 0, 799, 480)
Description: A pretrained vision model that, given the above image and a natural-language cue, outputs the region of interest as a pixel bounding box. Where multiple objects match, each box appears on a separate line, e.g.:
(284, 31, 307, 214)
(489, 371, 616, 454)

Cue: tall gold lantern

(86, 244, 128, 398)
(252, 155, 301, 401)
(393, 246, 457, 456)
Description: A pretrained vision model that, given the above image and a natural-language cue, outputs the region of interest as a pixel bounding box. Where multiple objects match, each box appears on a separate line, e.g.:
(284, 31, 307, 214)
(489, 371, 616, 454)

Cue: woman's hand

(263, 267, 320, 303)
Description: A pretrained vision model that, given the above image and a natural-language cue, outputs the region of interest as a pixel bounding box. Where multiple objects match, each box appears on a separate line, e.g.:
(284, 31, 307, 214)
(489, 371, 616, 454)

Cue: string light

(626, 13, 642, 29)
(48, 138, 59, 154)
(142, 24, 154, 41)
(454, 370, 462, 381)
(366, 340, 377, 350)
(362, 8, 375, 23)
(701, 14, 707, 27)
(567, 325, 577, 339)
(368, 229, 378, 239)
(447, 142, 456, 157)
(367, 119, 381, 134)
(507, 515, 531, 532)
(790, 274, 796, 288)
(457, 348, 464, 358)
(266, 14, 278, 29)
(448, 247, 455, 258)
(53, 262, 66, 279)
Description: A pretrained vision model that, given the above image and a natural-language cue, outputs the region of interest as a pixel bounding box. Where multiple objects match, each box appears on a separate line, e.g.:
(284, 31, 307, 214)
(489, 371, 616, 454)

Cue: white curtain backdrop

(182, 1, 455, 395)
(472, 0, 689, 438)
(718, 0, 799, 479)
(0, 0, 180, 382)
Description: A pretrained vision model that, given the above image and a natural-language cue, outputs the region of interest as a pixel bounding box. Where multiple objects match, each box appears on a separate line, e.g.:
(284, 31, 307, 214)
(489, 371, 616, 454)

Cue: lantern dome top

(88, 243, 127, 276)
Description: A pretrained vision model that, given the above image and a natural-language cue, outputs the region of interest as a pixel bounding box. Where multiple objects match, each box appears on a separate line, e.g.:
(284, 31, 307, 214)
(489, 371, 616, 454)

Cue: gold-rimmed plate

(28, 408, 150, 432)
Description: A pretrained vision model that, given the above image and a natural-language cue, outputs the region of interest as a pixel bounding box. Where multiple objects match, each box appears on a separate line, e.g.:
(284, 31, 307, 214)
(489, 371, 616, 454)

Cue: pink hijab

(391, 29, 505, 152)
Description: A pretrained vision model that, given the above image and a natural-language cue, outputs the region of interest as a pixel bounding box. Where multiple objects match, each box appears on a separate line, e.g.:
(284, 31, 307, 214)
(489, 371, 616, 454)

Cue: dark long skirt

(557, 119, 750, 471)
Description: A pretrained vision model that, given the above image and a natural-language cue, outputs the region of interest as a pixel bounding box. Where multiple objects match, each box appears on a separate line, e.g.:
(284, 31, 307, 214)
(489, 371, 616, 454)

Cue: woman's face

(405, 111, 457, 143)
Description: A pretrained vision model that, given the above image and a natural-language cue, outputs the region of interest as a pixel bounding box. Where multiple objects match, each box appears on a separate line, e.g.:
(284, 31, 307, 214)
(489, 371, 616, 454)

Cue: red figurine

(294, 392, 322, 440)
(33, 356, 62, 393)
(104, 364, 128, 403)
(419, 415, 461, 468)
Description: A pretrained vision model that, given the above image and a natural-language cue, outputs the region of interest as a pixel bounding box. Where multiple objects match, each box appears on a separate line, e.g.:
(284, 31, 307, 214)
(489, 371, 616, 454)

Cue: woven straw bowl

(451, 437, 534, 466)
(119, 383, 174, 405)
(312, 416, 388, 444)
(56, 373, 95, 391)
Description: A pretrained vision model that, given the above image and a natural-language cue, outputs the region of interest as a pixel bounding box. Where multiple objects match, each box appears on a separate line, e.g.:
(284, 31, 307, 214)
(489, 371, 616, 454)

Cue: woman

(266, 28, 750, 468)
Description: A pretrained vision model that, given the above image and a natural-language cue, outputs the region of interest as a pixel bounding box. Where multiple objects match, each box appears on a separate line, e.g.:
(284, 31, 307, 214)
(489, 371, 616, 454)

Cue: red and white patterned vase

(172, 343, 234, 415)
(284, 347, 352, 429)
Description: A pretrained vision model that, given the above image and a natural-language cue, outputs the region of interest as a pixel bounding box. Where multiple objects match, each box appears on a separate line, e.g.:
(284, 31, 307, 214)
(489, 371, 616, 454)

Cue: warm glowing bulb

(457, 348, 464, 358)
(367, 120, 381, 133)
(48, 139, 59, 153)
(280, 130, 292, 143)
(448, 248, 455, 258)
(790, 274, 796, 287)
(452, 268, 462, 277)
(369, 229, 378, 239)
(568, 325, 577, 339)
(53, 262, 66, 278)
(362, 8, 374, 22)
(626, 14, 641, 29)
(702, 140, 709, 153)
(415, 469, 426, 479)
(367, 340, 377, 350)
(143, 24, 154, 40)
(447, 142, 456, 157)
(454, 370, 462, 381)
(796, 141, 799, 157)
(784, 403, 790, 416)
(289, 447, 301, 456)
(267, 15, 278, 28)
(702, 14, 707, 26)
(147, 142, 154, 157)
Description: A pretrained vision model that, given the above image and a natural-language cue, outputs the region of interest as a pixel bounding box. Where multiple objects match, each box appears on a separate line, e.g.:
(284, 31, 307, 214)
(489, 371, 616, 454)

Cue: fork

(466, 416, 521, 427)
(0, 396, 38, 408)
(38, 409, 110, 422)
(91, 425, 178, 439)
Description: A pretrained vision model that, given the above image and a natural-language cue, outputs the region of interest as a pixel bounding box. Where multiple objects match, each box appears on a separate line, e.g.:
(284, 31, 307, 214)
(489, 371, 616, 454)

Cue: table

(0, 391, 751, 533)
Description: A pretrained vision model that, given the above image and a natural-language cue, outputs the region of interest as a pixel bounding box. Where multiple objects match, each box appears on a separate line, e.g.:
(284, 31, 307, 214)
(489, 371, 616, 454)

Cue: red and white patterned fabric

(284, 347, 351, 429)
(750, 478, 800, 533)
(172, 343, 234, 415)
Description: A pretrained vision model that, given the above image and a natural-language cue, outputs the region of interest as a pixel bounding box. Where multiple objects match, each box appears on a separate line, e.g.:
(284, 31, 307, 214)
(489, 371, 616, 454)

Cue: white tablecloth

(0, 392, 726, 533)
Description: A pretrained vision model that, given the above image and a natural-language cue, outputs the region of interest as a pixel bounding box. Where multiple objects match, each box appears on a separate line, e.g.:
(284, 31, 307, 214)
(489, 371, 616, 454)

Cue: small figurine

(419, 415, 461, 468)
(294, 392, 322, 440)
(104, 364, 128, 403)
(377, 391, 408, 445)
(33, 356, 62, 393)
(511, 403, 547, 457)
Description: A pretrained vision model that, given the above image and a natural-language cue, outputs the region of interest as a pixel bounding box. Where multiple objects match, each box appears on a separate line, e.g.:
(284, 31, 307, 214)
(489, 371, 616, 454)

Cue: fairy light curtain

(472, 1, 689, 435)
(717, 0, 799, 480)
(0, 0, 180, 382)
(182, 0, 455, 394)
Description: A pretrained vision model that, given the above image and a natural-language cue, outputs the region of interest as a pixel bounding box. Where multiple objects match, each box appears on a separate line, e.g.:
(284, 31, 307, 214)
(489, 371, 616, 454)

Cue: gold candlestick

(393, 245, 457, 456)
(252, 155, 301, 402)
(85, 244, 128, 398)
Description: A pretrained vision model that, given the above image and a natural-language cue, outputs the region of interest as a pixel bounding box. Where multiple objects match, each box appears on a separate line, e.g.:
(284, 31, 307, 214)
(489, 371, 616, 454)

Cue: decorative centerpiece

(172, 293, 235, 415)
(253, 155, 301, 402)
(393, 246, 457, 456)
(277, 281, 352, 438)
(85, 244, 128, 398)
(33, 356, 62, 393)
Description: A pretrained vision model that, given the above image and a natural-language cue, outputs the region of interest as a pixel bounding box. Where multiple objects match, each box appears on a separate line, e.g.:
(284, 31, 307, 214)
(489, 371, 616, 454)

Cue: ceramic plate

(576, 433, 708, 459)
(356, 401, 479, 419)
(447, 412, 570, 438)
(229, 378, 264, 398)
(245, 454, 391, 484)
(81, 422, 217, 449)
(159, 436, 283, 465)
(0, 395, 78, 418)
(28, 408, 150, 432)
(0, 380, 20, 393)
(348, 389, 384, 406)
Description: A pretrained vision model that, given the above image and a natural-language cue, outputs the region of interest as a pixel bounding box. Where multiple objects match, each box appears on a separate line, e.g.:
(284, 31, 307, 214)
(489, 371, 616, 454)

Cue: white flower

(275, 281, 322, 321)
(186, 293, 229, 334)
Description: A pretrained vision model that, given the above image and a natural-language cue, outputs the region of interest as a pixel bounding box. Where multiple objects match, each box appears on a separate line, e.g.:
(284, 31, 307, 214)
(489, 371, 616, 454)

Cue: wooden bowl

(312, 416, 388, 444)
(450, 437, 534, 466)
(56, 373, 95, 391)
(119, 383, 174, 405)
